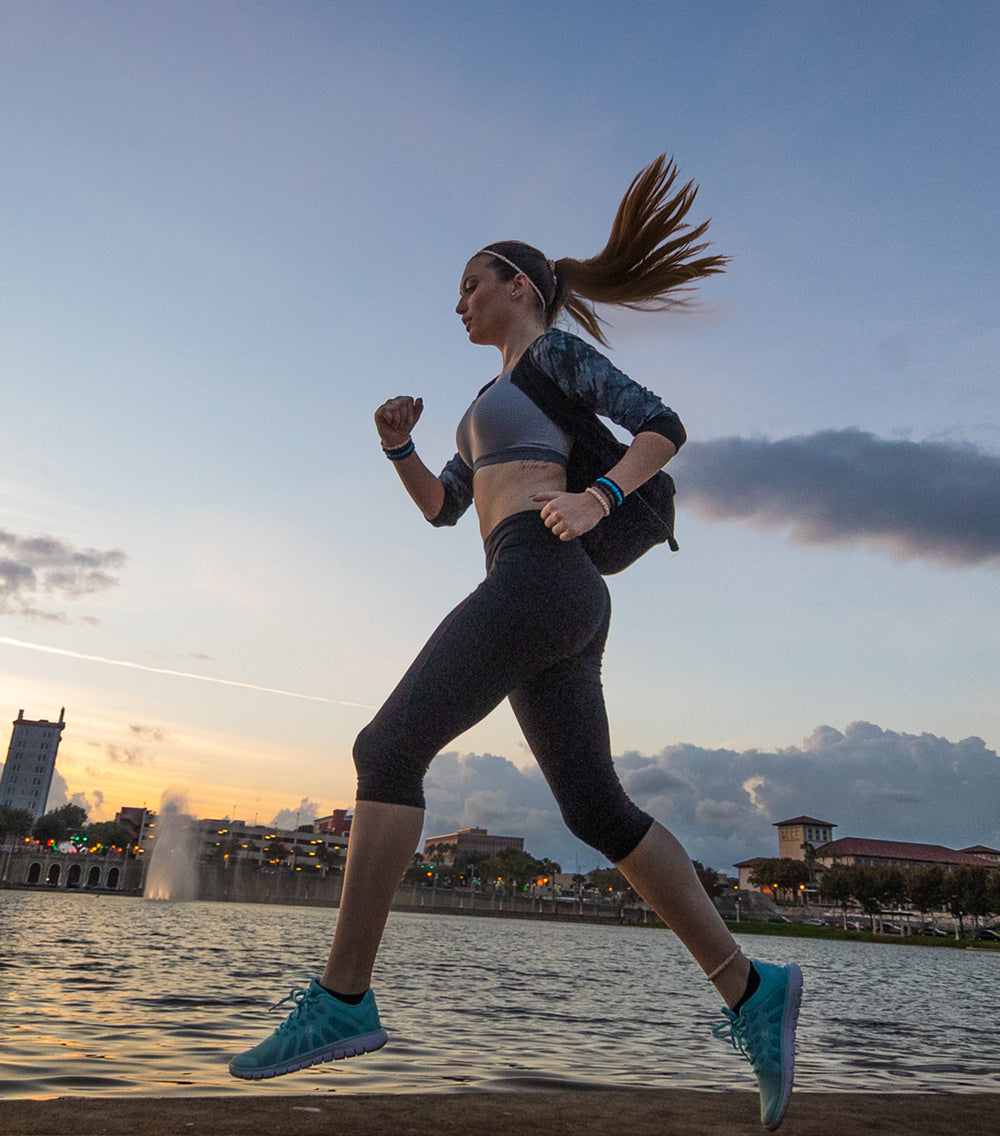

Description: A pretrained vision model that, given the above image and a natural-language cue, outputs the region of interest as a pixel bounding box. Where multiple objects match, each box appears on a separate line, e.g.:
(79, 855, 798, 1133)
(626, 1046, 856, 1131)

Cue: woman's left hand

(532, 491, 606, 541)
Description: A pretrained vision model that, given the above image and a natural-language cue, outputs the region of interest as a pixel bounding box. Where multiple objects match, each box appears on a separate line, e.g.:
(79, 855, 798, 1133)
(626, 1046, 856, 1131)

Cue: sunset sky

(2, 1, 997, 873)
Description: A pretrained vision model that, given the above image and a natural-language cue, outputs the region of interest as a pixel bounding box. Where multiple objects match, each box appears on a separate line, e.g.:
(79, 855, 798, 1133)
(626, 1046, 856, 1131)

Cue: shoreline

(2, 1091, 998, 1136)
(6, 884, 996, 953)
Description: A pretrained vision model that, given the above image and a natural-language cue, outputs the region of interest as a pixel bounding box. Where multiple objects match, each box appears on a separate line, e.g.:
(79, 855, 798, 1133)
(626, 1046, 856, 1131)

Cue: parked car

(843, 921, 861, 932)
(802, 918, 828, 927)
(976, 928, 1000, 941)
(920, 924, 949, 937)
(768, 915, 792, 923)
(880, 923, 903, 934)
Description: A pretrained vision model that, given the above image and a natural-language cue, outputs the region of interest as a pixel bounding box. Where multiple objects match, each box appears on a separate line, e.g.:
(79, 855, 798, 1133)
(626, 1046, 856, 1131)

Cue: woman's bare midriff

(472, 460, 567, 540)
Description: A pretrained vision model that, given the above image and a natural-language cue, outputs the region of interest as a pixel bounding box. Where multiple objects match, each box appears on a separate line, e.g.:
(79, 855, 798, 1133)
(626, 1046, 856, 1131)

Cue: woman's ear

(510, 272, 529, 301)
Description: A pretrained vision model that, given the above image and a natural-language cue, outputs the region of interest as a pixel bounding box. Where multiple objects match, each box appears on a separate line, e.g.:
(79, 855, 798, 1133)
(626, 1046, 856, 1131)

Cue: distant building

(774, 816, 837, 860)
(194, 817, 348, 873)
(734, 856, 769, 891)
(108, 806, 350, 874)
(316, 809, 353, 837)
(0, 708, 66, 819)
(960, 844, 1000, 867)
(815, 837, 994, 872)
(735, 815, 996, 891)
(423, 827, 524, 864)
(115, 806, 154, 850)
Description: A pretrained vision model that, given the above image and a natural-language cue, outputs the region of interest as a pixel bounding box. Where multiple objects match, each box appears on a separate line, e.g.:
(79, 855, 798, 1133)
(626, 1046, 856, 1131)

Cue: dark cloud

(0, 529, 126, 620)
(102, 746, 148, 766)
(128, 725, 173, 744)
(675, 430, 1000, 566)
(424, 723, 1000, 873)
(623, 765, 691, 797)
(423, 752, 593, 869)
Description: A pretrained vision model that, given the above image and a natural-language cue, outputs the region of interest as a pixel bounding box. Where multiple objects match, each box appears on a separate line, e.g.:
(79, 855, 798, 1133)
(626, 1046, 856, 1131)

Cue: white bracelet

(584, 485, 611, 517)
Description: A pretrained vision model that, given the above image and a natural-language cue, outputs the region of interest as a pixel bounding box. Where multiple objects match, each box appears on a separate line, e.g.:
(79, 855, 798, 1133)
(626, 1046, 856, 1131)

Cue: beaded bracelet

(706, 945, 743, 982)
(382, 438, 415, 462)
(594, 475, 624, 510)
(584, 485, 611, 517)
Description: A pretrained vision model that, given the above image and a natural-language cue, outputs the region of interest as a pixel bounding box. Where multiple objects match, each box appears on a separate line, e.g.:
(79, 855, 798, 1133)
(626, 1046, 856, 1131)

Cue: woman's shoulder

(529, 327, 612, 377)
(527, 326, 680, 439)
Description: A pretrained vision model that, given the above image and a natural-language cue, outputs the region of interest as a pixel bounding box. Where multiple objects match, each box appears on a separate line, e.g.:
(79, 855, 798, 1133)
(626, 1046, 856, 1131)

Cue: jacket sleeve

(428, 452, 474, 527)
(531, 329, 686, 450)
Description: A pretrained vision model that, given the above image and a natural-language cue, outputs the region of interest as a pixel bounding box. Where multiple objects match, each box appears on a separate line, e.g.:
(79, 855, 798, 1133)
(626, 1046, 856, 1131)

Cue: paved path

(2, 1091, 997, 1136)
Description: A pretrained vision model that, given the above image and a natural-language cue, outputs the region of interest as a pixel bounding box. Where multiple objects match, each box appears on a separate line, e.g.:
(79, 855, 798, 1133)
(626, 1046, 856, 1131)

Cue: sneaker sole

(765, 963, 803, 1132)
(228, 1028, 388, 1080)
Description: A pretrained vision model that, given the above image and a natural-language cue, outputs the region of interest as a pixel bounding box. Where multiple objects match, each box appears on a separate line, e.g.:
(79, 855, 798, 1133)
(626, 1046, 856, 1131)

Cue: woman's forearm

(387, 451, 446, 520)
(374, 395, 446, 520)
(601, 431, 676, 496)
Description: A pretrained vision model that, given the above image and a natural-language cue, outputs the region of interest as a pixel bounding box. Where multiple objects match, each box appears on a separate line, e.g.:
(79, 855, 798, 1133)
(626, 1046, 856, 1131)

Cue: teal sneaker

(712, 960, 802, 1131)
(229, 980, 388, 1080)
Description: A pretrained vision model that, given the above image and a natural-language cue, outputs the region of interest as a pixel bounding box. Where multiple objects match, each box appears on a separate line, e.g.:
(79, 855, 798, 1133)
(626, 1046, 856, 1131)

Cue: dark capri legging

(353, 509, 654, 864)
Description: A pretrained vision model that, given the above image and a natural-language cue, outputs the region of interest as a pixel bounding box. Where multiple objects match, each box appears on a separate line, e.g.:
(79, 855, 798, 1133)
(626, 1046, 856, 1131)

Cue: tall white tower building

(0, 708, 66, 819)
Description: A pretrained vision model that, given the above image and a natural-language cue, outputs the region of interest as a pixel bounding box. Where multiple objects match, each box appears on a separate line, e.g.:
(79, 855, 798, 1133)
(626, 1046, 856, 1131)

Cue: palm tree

(801, 841, 820, 888)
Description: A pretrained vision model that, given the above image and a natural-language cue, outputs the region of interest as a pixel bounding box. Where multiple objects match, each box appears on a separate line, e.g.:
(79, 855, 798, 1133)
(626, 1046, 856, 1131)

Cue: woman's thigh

(355, 538, 608, 799)
(508, 606, 652, 862)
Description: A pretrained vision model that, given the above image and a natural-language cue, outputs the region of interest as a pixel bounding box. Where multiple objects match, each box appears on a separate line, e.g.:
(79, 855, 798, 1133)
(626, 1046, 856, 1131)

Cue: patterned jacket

(430, 327, 685, 527)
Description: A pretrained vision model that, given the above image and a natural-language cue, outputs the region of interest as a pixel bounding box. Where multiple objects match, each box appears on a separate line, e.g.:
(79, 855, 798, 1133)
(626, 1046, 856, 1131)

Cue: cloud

(70, 788, 105, 815)
(128, 725, 173, 744)
(101, 745, 149, 766)
(86, 724, 173, 768)
(423, 752, 589, 868)
(269, 798, 323, 830)
(676, 430, 1000, 567)
(0, 529, 126, 620)
(43, 770, 105, 817)
(421, 723, 1000, 873)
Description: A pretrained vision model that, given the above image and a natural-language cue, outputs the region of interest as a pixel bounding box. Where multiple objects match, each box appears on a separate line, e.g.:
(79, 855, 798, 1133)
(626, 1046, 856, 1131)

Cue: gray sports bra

(456, 374, 572, 473)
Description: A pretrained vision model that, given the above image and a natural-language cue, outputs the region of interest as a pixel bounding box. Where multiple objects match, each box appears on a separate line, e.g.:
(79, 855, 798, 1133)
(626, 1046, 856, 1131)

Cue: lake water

(2, 891, 998, 1098)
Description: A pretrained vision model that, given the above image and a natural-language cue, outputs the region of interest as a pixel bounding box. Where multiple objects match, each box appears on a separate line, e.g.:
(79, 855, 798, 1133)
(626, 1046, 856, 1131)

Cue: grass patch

(724, 917, 1000, 950)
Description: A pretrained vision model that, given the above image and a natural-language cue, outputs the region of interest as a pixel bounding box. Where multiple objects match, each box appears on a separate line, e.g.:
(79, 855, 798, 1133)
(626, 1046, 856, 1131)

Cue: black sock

(318, 981, 368, 1005)
(732, 962, 760, 1015)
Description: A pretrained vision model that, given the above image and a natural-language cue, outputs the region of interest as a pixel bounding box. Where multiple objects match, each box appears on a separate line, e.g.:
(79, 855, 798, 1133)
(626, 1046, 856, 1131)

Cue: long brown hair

(479, 154, 728, 346)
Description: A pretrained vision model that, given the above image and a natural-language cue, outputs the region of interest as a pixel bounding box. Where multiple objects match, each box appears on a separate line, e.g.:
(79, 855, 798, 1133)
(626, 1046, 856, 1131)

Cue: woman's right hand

(374, 396, 424, 448)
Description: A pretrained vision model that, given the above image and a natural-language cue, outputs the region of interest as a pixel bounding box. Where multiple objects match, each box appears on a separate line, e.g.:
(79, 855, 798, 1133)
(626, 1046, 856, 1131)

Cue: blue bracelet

(383, 439, 415, 462)
(594, 476, 624, 509)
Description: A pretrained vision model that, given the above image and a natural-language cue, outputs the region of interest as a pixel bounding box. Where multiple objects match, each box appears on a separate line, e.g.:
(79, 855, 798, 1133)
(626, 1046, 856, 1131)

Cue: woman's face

(455, 256, 512, 346)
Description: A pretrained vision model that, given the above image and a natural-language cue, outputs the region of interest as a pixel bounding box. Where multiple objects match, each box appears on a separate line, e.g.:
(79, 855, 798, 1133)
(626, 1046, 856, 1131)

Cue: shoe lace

(268, 987, 310, 1032)
(712, 1013, 749, 1059)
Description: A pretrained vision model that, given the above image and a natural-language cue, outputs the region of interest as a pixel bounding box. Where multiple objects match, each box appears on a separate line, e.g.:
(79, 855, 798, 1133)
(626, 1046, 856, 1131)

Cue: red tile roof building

(734, 818, 996, 891)
(774, 816, 836, 860)
(815, 837, 993, 871)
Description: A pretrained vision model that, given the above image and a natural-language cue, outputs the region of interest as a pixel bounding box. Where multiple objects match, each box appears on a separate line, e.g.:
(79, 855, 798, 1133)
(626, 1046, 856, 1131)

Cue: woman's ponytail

(478, 154, 728, 347)
(554, 154, 729, 345)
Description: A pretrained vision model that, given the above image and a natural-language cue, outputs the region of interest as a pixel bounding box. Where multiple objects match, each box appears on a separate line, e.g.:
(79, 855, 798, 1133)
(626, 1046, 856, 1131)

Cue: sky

(1, 0, 997, 874)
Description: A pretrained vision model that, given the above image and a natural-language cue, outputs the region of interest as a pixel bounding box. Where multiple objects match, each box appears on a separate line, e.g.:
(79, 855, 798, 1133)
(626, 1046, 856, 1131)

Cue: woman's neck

(499, 318, 548, 373)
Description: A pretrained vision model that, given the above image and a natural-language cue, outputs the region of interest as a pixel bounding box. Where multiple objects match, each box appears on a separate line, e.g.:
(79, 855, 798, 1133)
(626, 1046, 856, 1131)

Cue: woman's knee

(561, 798, 654, 864)
(352, 721, 426, 808)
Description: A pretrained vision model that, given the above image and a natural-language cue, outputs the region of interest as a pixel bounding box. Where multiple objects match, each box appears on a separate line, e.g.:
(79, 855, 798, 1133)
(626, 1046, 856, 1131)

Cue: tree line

(749, 856, 1000, 934)
(0, 803, 133, 854)
(408, 845, 725, 899)
(409, 845, 566, 893)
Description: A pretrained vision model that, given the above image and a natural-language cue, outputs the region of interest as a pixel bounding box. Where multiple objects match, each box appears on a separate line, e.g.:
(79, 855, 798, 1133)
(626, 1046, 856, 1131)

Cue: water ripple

(1, 891, 998, 1098)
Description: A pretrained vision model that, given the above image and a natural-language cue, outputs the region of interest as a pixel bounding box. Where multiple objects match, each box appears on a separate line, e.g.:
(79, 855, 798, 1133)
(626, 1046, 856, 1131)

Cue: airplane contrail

(0, 636, 375, 708)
